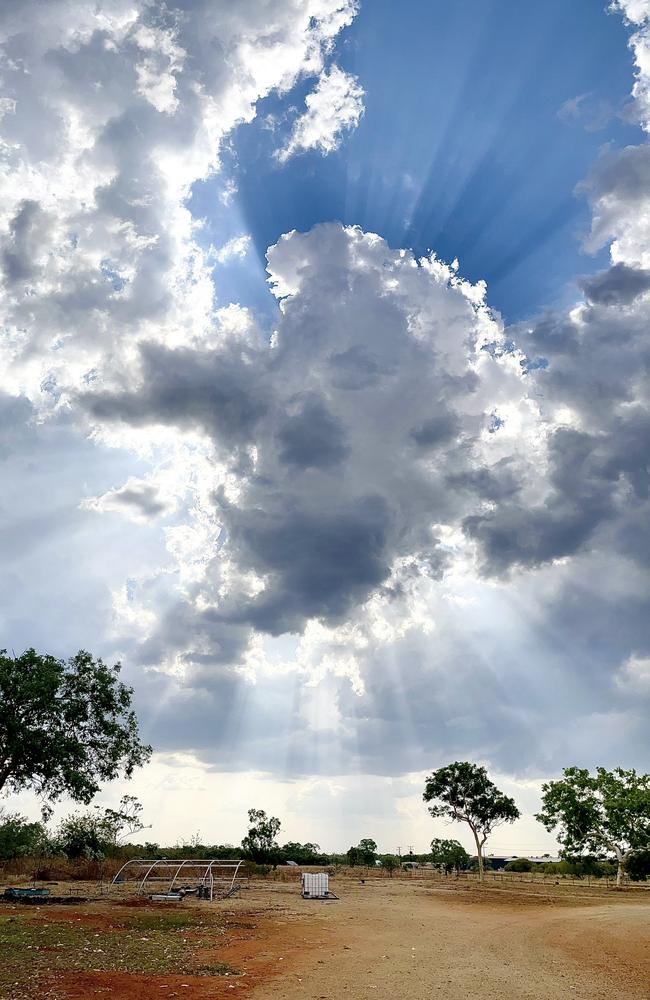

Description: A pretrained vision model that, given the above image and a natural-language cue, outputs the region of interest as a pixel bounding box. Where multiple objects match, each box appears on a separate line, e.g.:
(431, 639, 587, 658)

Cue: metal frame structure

(112, 859, 245, 900)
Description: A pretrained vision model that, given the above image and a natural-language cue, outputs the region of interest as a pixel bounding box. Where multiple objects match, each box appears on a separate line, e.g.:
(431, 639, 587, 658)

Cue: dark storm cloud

(85, 341, 269, 446)
(223, 495, 392, 632)
(580, 263, 650, 305)
(277, 397, 349, 469)
(79, 223, 523, 671)
(410, 412, 460, 448)
(462, 412, 650, 576)
(1, 200, 50, 285)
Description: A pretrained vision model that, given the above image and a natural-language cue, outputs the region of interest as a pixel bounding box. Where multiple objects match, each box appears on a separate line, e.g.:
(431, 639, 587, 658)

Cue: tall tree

(241, 808, 281, 865)
(536, 766, 650, 888)
(423, 762, 520, 880)
(0, 649, 151, 813)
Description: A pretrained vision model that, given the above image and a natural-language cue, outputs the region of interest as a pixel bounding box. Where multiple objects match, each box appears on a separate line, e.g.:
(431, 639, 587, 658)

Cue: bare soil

(1, 876, 648, 999)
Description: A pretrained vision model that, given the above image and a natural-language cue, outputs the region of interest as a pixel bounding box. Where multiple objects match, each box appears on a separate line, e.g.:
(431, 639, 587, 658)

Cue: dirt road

(2, 877, 648, 999)
(244, 881, 650, 1000)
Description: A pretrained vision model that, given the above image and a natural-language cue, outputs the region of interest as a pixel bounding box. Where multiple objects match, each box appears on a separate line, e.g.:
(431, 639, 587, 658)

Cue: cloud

(79, 222, 541, 668)
(616, 653, 650, 693)
(213, 234, 252, 264)
(580, 262, 650, 304)
(0, 0, 361, 403)
(2, 0, 650, 798)
(276, 64, 364, 162)
(81, 477, 175, 522)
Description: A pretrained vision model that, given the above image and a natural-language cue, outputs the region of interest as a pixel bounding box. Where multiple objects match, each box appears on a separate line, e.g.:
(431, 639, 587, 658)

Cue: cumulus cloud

(276, 64, 364, 162)
(3, 0, 650, 792)
(81, 223, 542, 671)
(0, 0, 360, 403)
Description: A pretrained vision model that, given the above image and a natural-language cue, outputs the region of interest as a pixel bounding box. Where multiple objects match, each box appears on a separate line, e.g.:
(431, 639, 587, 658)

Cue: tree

(380, 855, 400, 877)
(0, 809, 47, 859)
(357, 838, 378, 865)
(429, 837, 470, 874)
(54, 796, 146, 860)
(241, 808, 281, 865)
(536, 766, 650, 888)
(346, 838, 377, 866)
(280, 842, 324, 865)
(423, 762, 520, 880)
(626, 849, 650, 882)
(0, 649, 151, 812)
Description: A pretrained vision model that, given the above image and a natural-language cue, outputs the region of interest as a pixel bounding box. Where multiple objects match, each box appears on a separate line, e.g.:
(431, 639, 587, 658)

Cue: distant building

(486, 854, 560, 870)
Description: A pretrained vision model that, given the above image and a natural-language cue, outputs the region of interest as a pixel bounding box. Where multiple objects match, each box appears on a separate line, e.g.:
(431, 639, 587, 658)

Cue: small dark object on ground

(2, 888, 87, 905)
(4, 887, 50, 899)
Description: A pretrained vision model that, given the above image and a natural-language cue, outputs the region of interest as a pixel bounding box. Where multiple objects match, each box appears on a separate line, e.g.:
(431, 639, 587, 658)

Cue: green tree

(346, 846, 362, 867)
(626, 849, 650, 882)
(423, 762, 520, 880)
(357, 838, 378, 865)
(280, 841, 324, 865)
(429, 837, 470, 874)
(0, 649, 151, 812)
(54, 796, 146, 860)
(241, 808, 281, 865)
(380, 855, 400, 877)
(536, 766, 650, 888)
(0, 809, 48, 859)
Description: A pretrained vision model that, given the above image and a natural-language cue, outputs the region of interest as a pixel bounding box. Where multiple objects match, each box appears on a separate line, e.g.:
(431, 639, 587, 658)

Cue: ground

(1, 875, 648, 999)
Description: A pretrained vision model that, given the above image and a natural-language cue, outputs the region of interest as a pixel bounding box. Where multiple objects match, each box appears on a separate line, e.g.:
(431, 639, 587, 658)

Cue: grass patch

(0, 910, 241, 998)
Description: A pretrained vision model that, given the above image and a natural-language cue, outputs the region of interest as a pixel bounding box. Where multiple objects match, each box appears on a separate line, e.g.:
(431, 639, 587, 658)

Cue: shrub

(504, 858, 534, 873)
(0, 811, 48, 859)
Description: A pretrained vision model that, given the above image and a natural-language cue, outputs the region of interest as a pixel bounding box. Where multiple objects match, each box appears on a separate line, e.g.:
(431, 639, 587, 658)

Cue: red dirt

(4, 878, 650, 999)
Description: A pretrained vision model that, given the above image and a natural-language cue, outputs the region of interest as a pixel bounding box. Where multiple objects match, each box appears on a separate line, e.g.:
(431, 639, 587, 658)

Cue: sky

(1, 0, 650, 858)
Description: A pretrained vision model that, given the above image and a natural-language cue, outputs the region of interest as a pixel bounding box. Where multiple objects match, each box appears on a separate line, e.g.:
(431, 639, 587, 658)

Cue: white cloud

(213, 234, 252, 264)
(616, 654, 650, 693)
(612, 0, 650, 25)
(0, 0, 361, 407)
(276, 64, 364, 163)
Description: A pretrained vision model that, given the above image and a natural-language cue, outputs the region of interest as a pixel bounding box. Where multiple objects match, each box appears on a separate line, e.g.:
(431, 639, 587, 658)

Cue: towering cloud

(1, 0, 649, 786)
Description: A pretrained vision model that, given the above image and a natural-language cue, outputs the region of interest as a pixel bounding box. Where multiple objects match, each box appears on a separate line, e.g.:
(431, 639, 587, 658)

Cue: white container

(301, 872, 329, 898)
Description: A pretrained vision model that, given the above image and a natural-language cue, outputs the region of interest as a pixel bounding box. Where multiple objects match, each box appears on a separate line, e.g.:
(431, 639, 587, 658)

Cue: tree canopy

(0, 649, 151, 811)
(0, 809, 47, 860)
(536, 766, 650, 887)
(429, 837, 470, 873)
(423, 761, 520, 879)
(347, 837, 378, 866)
(241, 808, 281, 865)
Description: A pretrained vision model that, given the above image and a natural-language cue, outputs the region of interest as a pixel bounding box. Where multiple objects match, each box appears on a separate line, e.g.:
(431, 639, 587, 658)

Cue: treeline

(2, 651, 649, 888)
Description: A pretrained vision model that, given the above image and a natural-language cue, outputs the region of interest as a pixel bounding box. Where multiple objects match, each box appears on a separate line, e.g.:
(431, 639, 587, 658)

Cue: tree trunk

(470, 826, 484, 881)
(614, 847, 631, 888)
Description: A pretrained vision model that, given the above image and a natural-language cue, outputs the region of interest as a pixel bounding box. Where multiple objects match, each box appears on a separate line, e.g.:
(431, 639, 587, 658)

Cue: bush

(0, 811, 48, 859)
(504, 858, 534, 872)
(626, 850, 650, 881)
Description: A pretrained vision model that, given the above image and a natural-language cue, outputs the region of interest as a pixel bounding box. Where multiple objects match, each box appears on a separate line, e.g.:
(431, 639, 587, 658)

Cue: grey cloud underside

(138, 558, 650, 777)
(79, 210, 650, 692)
(80, 223, 520, 660)
(580, 262, 650, 305)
